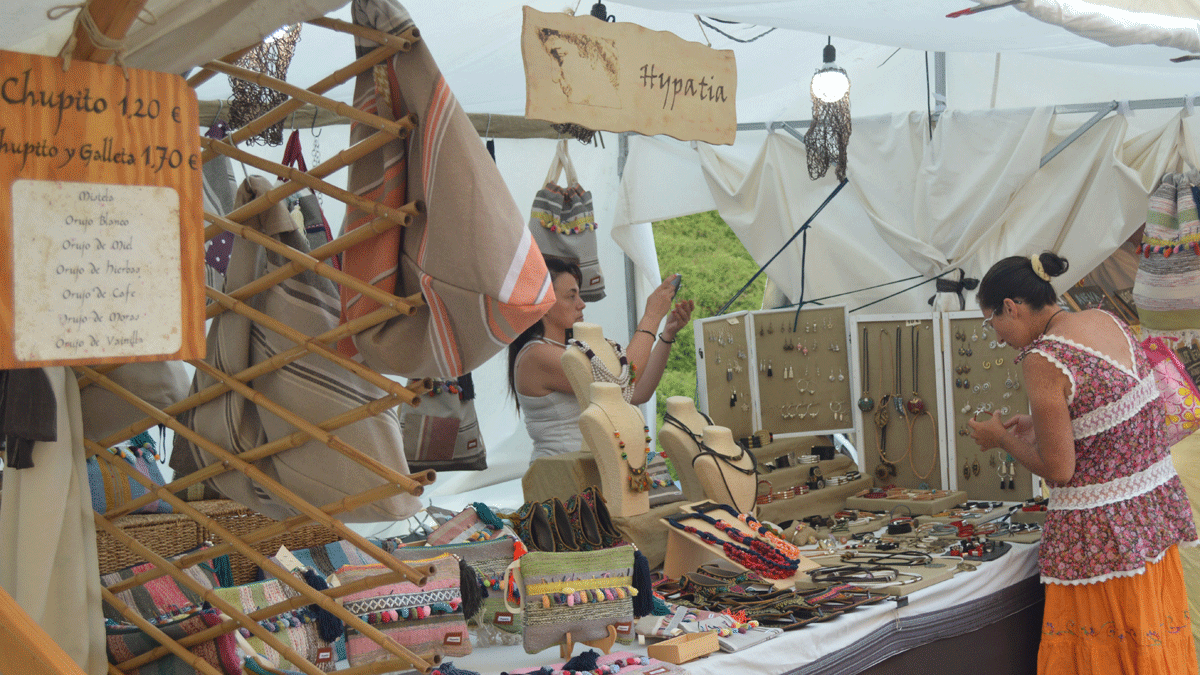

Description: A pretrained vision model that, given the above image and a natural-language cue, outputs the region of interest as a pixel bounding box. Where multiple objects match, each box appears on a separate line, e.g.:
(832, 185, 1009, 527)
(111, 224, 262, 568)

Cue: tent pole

(1039, 101, 1118, 168)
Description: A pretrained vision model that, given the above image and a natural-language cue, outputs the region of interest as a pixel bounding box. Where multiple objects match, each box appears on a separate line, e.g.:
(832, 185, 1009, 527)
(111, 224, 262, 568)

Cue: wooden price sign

(0, 50, 204, 367)
(522, 7, 737, 145)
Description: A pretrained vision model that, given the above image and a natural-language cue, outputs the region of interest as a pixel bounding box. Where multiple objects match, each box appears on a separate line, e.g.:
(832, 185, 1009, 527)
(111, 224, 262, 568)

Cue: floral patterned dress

(1015, 312, 1197, 585)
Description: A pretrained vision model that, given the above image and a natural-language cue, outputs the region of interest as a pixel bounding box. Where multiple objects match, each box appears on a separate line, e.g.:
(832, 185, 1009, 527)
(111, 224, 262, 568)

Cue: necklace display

(857, 326, 874, 412)
(874, 329, 905, 472)
(592, 403, 652, 493)
(735, 509, 803, 559)
(666, 514, 799, 579)
(571, 338, 633, 402)
(686, 425, 757, 514)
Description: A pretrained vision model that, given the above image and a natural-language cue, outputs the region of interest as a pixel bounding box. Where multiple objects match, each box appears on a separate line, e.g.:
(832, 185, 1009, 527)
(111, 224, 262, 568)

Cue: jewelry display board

(694, 311, 755, 439)
(940, 311, 1037, 501)
(849, 314, 947, 490)
(749, 306, 852, 437)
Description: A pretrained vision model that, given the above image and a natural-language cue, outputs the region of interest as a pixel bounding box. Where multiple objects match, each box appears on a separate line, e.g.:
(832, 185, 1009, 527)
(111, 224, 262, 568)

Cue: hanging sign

(0, 50, 204, 368)
(521, 7, 737, 145)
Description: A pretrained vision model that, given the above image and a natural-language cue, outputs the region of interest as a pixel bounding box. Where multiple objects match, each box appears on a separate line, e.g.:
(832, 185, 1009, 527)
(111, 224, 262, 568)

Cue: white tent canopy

(4, 0, 1199, 493)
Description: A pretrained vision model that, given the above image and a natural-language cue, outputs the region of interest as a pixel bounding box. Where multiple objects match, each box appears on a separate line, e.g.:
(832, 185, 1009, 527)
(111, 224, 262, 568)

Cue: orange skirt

(1040, 545, 1198, 675)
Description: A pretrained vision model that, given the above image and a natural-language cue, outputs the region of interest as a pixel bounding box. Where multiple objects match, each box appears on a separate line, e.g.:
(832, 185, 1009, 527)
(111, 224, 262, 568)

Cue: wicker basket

(95, 499, 340, 583)
(96, 511, 205, 575)
(646, 631, 719, 664)
(191, 500, 340, 584)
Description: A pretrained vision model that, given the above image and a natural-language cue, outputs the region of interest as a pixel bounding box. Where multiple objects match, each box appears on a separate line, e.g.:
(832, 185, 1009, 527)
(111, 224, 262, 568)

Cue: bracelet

(658, 332, 676, 344)
(636, 329, 656, 339)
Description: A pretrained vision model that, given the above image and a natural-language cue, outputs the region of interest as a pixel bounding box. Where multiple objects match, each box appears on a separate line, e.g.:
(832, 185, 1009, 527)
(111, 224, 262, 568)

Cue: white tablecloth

(435, 492, 1042, 675)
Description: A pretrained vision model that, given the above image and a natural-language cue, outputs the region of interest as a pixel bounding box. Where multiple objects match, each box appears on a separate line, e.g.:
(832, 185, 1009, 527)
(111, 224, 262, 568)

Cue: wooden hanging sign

(0, 50, 204, 368)
(521, 7, 737, 145)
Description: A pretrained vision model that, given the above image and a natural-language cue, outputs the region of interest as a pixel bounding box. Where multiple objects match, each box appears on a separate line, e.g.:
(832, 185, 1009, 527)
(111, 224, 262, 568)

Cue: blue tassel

(632, 550, 652, 617)
(300, 568, 343, 642)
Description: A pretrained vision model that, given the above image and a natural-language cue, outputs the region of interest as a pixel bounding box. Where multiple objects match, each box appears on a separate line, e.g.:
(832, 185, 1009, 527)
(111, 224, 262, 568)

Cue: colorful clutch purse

(337, 554, 471, 666)
(503, 545, 636, 654)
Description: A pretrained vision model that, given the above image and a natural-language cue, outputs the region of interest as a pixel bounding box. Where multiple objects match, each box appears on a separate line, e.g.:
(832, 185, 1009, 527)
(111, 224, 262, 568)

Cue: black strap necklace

(857, 326, 874, 412)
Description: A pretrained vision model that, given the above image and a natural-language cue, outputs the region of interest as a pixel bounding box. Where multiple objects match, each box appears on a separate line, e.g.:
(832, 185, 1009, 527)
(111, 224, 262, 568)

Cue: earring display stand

(940, 311, 1036, 501)
(694, 311, 755, 439)
(750, 306, 852, 437)
(849, 314, 948, 490)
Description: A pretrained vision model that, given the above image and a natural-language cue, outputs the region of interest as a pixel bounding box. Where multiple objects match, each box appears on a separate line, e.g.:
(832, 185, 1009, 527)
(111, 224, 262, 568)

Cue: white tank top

(515, 339, 583, 463)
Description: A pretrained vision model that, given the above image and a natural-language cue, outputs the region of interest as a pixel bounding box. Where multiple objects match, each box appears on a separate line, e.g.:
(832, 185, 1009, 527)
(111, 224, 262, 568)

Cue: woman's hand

(661, 300, 694, 341)
(1003, 414, 1036, 445)
(642, 275, 681, 327)
(967, 411, 1011, 451)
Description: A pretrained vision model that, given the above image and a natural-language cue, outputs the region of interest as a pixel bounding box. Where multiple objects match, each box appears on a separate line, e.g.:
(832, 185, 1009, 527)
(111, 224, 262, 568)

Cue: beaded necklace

(592, 403, 652, 492)
(736, 510, 804, 559)
(687, 511, 801, 577)
(666, 516, 798, 579)
(570, 338, 633, 402)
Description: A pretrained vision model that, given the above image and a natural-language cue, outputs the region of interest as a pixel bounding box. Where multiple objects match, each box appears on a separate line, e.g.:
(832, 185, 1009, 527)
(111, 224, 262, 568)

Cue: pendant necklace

(894, 328, 907, 419)
(570, 338, 633, 402)
(906, 326, 926, 415)
(593, 402, 652, 493)
(875, 328, 906, 469)
(857, 326, 875, 412)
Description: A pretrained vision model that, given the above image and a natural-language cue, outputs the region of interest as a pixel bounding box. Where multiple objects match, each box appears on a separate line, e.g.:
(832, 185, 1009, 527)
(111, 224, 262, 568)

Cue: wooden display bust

(693, 426, 758, 514)
(657, 396, 710, 502)
(579, 382, 650, 518)
(562, 322, 626, 410)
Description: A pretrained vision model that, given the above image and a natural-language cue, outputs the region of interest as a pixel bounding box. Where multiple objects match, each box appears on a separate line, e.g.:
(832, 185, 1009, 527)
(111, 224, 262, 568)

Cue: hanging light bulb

(804, 37, 852, 182)
(811, 41, 849, 103)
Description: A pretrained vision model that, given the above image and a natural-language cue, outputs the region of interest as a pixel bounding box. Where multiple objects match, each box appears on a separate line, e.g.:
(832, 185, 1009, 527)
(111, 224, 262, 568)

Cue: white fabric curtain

(0, 367, 105, 675)
(682, 108, 1200, 315)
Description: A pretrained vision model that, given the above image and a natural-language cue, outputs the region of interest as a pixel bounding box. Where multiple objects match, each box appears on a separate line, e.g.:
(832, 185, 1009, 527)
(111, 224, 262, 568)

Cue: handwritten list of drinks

(11, 181, 181, 361)
(0, 49, 203, 367)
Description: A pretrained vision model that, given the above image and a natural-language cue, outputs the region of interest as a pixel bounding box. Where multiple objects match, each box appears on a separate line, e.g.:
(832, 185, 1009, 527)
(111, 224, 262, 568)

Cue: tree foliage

(653, 211, 766, 457)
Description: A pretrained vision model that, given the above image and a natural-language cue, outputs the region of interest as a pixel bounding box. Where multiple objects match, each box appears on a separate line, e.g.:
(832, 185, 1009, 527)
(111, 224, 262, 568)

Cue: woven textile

(336, 0, 553, 379)
(99, 550, 221, 624)
(1133, 171, 1200, 332)
(399, 377, 487, 471)
(171, 175, 421, 523)
(106, 608, 239, 675)
(87, 446, 172, 515)
(212, 579, 334, 672)
(507, 546, 636, 654)
(338, 554, 470, 666)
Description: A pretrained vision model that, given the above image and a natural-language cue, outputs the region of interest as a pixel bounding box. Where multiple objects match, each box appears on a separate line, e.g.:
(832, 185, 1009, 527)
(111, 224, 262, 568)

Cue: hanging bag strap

(543, 139, 571, 186)
(559, 139, 580, 187)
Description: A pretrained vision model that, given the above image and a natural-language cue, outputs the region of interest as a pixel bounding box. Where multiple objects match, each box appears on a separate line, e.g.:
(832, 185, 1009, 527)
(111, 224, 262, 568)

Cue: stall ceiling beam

(199, 101, 561, 139)
(69, 0, 147, 64)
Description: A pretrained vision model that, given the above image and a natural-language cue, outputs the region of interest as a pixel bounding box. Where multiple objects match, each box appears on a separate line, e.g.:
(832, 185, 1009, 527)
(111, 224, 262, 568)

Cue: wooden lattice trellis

(74, 15, 451, 675)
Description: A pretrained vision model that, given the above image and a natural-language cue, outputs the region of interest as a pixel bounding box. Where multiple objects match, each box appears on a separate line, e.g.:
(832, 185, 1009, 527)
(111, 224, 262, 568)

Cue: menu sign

(0, 49, 204, 367)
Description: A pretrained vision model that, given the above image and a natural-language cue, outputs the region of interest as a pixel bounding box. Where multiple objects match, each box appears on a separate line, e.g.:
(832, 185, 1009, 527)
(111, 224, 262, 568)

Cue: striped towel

(337, 0, 554, 378)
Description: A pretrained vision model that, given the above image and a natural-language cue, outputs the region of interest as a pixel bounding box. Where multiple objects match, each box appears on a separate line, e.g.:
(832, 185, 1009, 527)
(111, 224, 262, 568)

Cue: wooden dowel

(307, 19, 419, 53)
(106, 483, 406, 590)
(200, 138, 418, 227)
(201, 129, 401, 240)
(204, 216, 406, 321)
(94, 512, 434, 675)
(187, 358, 423, 494)
(201, 60, 415, 140)
(186, 45, 255, 88)
(100, 587, 226, 675)
(201, 209, 420, 316)
(118, 570, 409, 668)
(91, 445, 438, 672)
(76, 365, 428, 585)
(200, 285, 410, 398)
(201, 42, 402, 156)
(88, 303, 416, 450)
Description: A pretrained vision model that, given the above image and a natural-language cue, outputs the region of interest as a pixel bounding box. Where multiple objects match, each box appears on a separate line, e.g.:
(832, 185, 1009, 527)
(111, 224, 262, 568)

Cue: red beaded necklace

(667, 516, 799, 579)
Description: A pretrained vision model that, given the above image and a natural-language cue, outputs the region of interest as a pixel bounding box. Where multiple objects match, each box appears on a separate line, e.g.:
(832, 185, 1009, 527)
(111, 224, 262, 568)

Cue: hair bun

(1039, 252, 1069, 278)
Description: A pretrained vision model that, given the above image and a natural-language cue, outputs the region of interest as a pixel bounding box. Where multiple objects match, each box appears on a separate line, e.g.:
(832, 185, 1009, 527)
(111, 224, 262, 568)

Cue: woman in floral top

(968, 252, 1197, 675)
